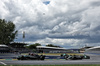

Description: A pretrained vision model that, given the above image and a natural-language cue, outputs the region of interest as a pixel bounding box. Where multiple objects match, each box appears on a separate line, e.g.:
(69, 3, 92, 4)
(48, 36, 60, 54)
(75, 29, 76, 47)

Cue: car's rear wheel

(40, 55, 45, 60)
(64, 55, 69, 60)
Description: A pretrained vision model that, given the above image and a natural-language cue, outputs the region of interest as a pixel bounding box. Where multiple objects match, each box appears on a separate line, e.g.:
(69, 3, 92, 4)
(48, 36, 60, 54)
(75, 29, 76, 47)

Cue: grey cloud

(91, 1, 100, 6)
(0, 0, 100, 48)
(48, 34, 90, 39)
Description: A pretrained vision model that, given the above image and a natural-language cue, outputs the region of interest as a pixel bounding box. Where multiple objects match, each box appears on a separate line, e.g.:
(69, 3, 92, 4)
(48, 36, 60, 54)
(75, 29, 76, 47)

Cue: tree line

(0, 19, 17, 44)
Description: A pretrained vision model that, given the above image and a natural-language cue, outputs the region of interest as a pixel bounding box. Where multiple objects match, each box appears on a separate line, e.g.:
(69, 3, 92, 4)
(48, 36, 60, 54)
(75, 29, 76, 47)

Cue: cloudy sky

(0, 0, 100, 48)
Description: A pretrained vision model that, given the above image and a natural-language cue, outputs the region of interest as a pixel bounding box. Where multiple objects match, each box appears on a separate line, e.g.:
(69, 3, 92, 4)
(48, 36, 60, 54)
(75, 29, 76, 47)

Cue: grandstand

(85, 46, 100, 55)
(0, 44, 12, 53)
(36, 46, 73, 53)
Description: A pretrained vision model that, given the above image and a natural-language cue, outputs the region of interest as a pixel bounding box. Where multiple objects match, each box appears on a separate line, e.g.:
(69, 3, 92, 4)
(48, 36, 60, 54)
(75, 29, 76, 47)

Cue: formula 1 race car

(61, 53, 90, 60)
(17, 53, 45, 60)
(82, 55, 90, 59)
(67, 55, 83, 60)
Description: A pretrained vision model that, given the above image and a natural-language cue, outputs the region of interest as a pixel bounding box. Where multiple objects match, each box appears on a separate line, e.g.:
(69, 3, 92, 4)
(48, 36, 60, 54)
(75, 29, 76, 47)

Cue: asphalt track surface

(0, 59, 100, 65)
(0, 54, 100, 65)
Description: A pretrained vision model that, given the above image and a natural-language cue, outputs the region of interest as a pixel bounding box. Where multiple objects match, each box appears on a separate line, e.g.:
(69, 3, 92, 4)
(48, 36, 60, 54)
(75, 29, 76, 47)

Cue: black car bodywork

(67, 55, 83, 60)
(17, 54, 45, 60)
(61, 53, 90, 60)
(82, 55, 90, 59)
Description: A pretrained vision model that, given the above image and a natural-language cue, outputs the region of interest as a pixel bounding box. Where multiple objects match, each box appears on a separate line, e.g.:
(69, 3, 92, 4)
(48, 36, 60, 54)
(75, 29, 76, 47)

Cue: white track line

(0, 62, 7, 65)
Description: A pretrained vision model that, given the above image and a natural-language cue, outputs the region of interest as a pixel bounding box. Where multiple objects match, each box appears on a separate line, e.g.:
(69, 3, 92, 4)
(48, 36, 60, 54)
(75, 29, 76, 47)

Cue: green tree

(0, 19, 18, 44)
(26, 43, 41, 49)
(46, 44, 61, 47)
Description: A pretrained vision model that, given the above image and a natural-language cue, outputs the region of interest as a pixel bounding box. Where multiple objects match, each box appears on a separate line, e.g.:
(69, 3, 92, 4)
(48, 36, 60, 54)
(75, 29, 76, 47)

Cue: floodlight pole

(23, 31, 25, 43)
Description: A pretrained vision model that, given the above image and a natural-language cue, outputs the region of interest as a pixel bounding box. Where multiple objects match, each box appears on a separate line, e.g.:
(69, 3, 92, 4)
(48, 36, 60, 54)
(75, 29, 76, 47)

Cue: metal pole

(23, 31, 25, 43)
